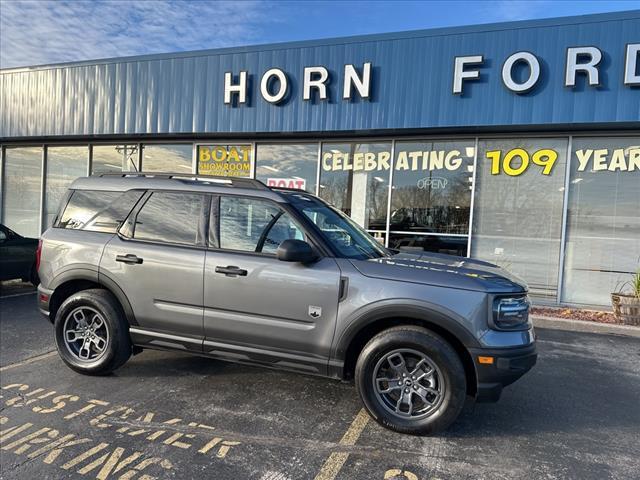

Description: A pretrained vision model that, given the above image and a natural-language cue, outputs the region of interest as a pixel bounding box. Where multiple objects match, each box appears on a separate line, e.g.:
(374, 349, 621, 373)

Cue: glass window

(133, 192, 205, 245)
(141, 144, 193, 173)
(2, 147, 42, 238)
(45, 146, 88, 227)
(389, 233, 468, 256)
(197, 144, 251, 177)
(58, 190, 144, 233)
(218, 196, 303, 253)
(471, 138, 568, 300)
(391, 140, 475, 235)
(284, 192, 388, 260)
(92, 144, 139, 174)
(562, 137, 640, 305)
(256, 143, 318, 193)
(319, 142, 392, 231)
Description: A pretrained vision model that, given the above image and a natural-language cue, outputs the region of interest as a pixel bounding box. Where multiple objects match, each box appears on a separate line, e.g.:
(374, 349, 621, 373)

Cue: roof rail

(95, 172, 269, 190)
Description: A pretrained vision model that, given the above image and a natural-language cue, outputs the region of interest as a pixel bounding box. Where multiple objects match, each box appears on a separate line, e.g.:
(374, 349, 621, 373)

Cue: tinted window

(58, 190, 143, 232)
(134, 192, 205, 245)
(219, 196, 303, 253)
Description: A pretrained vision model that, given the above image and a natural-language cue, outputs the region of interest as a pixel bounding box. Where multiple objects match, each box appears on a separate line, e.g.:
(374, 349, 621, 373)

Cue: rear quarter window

(57, 190, 144, 233)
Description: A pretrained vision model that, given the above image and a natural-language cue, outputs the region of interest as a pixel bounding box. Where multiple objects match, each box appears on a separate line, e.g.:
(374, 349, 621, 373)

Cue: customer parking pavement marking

(313, 408, 370, 480)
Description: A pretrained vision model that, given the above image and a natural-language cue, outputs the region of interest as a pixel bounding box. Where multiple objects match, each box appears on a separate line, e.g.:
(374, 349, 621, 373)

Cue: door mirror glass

(276, 239, 318, 263)
(0, 230, 6, 242)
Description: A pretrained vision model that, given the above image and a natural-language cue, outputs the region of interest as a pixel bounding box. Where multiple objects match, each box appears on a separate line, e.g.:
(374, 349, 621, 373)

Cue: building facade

(1, 11, 639, 307)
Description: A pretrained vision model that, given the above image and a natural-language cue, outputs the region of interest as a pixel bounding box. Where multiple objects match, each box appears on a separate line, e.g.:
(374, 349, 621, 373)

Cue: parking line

(0, 351, 57, 372)
(313, 408, 370, 480)
(0, 292, 37, 299)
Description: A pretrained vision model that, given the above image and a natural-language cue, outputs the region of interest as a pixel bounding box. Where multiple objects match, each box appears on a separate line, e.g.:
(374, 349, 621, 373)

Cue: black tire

(355, 325, 466, 435)
(54, 289, 131, 375)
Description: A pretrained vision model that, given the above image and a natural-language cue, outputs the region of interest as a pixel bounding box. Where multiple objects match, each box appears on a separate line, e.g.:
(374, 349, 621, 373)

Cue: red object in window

(36, 239, 43, 272)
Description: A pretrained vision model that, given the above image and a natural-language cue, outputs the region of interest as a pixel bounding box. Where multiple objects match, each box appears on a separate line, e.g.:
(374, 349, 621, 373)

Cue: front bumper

(470, 342, 537, 402)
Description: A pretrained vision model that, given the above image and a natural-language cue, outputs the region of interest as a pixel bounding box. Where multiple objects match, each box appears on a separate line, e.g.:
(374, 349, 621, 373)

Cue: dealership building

(1, 11, 638, 307)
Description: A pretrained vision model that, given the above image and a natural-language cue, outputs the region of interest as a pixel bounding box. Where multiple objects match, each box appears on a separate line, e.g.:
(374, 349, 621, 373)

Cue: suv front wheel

(54, 289, 131, 375)
(355, 326, 466, 434)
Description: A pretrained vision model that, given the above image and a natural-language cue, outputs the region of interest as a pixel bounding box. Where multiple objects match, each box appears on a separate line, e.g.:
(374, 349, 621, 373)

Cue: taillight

(36, 239, 43, 272)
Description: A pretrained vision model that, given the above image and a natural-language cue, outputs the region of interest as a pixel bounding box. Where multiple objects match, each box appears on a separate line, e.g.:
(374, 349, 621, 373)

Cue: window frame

(209, 193, 327, 259)
(118, 189, 210, 250)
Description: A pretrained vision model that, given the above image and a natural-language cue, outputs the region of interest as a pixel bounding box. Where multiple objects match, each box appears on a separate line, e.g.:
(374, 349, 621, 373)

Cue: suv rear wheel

(355, 326, 466, 434)
(54, 289, 131, 375)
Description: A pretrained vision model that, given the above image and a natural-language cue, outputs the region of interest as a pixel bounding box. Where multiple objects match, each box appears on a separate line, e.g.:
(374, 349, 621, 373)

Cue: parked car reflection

(0, 224, 39, 285)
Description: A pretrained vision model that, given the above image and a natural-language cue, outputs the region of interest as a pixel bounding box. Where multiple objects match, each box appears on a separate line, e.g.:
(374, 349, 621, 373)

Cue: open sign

(266, 178, 307, 190)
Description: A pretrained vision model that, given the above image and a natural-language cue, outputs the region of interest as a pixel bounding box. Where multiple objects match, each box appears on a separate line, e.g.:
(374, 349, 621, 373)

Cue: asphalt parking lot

(1, 285, 639, 480)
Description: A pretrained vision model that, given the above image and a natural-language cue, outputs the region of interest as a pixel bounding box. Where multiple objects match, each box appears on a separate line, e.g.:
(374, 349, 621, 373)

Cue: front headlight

(492, 295, 530, 330)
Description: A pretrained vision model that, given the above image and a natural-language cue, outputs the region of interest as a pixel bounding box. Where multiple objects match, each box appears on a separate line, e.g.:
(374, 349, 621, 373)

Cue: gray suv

(37, 173, 536, 434)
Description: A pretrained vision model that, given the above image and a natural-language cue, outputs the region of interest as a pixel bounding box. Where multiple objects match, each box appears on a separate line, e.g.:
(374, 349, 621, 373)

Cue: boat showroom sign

(223, 44, 639, 104)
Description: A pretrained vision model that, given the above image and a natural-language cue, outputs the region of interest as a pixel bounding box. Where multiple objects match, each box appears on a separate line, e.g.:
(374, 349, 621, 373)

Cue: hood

(350, 251, 527, 293)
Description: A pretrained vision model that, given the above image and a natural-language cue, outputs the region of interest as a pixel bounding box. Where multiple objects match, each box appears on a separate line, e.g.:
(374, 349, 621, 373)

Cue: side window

(133, 192, 205, 246)
(219, 196, 304, 253)
(58, 190, 143, 232)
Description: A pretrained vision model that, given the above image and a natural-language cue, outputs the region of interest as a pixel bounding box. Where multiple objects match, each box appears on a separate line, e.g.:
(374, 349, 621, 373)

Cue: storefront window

(256, 143, 318, 193)
(92, 144, 139, 174)
(388, 139, 475, 255)
(45, 146, 88, 227)
(2, 147, 42, 238)
(141, 144, 193, 173)
(471, 138, 568, 301)
(319, 142, 392, 230)
(197, 144, 252, 177)
(562, 137, 640, 305)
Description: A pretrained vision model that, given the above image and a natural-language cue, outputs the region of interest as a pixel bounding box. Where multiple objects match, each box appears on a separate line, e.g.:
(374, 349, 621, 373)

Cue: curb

(532, 315, 640, 338)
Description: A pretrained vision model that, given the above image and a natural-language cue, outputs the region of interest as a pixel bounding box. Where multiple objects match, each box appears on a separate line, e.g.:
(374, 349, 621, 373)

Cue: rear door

(202, 195, 341, 374)
(101, 190, 208, 351)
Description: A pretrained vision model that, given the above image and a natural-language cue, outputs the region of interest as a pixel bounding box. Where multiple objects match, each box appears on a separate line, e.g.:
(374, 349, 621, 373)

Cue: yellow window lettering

(364, 152, 377, 171)
(395, 151, 409, 171)
(378, 151, 391, 170)
(608, 148, 627, 171)
(213, 146, 227, 161)
(352, 152, 364, 171)
(502, 148, 529, 176)
(429, 150, 444, 170)
(532, 149, 558, 175)
(592, 149, 608, 171)
(408, 151, 422, 170)
(575, 149, 592, 171)
(486, 150, 502, 175)
(629, 148, 640, 171)
(445, 150, 462, 171)
(199, 147, 211, 162)
(227, 147, 240, 162)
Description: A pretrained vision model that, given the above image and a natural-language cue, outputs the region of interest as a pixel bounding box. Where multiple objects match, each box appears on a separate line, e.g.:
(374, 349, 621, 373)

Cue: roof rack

(96, 172, 269, 190)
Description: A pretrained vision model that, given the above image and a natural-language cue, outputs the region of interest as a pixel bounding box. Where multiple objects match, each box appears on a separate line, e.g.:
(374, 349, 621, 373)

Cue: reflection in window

(58, 190, 144, 233)
(45, 146, 88, 227)
(471, 138, 568, 300)
(256, 143, 318, 193)
(2, 147, 42, 238)
(141, 144, 193, 173)
(219, 197, 302, 253)
(92, 145, 139, 174)
(319, 142, 392, 231)
(391, 140, 475, 235)
(134, 192, 204, 245)
(389, 233, 468, 257)
(562, 137, 640, 305)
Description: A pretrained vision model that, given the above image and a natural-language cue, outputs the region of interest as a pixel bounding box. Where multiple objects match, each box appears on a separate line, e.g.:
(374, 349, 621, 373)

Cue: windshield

(285, 193, 389, 260)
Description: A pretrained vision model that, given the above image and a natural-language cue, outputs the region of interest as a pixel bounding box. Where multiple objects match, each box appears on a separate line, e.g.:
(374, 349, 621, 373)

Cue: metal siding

(1, 12, 639, 139)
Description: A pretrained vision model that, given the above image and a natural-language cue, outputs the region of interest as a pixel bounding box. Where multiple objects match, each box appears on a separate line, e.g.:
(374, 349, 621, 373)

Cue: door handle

(215, 265, 247, 276)
(116, 254, 143, 265)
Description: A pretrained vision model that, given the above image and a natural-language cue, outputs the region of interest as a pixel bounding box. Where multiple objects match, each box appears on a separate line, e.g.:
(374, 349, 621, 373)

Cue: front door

(203, 195, 341, 374)
(101, 191, 208, 350)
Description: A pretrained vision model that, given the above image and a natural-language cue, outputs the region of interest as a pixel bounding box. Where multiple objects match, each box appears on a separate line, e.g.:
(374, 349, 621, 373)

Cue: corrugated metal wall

(1, 11, 639, 139)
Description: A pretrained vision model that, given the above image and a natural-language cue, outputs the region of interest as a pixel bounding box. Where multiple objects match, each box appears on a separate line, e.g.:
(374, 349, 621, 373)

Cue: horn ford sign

(223, 44, 639, 105)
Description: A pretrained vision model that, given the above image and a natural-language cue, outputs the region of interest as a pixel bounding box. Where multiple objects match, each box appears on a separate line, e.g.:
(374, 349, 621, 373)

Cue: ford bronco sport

(37, 173, 536, 434)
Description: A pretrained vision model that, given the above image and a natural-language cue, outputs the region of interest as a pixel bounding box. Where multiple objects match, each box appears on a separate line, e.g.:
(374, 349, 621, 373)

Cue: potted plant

(611, 269, 640, 326)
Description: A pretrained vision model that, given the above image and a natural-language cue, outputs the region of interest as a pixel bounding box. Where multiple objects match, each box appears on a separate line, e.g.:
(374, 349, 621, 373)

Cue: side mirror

(276, 239, 318, 263)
